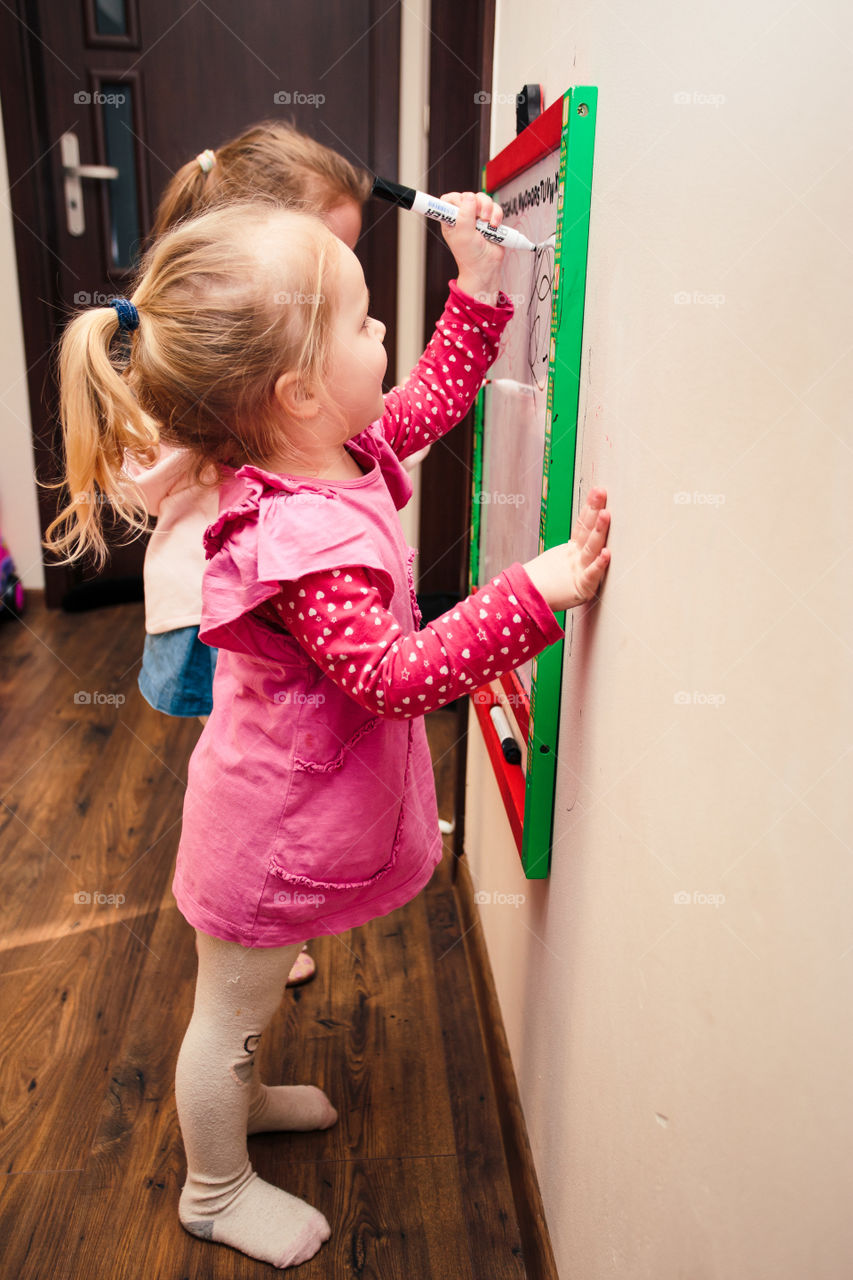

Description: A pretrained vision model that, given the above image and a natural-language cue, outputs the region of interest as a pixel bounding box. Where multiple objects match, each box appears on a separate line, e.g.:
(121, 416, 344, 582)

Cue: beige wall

(466, 3, 853, 1276)
(0, 94, 44, 590)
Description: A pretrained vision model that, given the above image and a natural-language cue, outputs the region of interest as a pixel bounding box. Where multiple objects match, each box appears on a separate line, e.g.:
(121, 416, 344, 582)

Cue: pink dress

(171, 285, 564, 947)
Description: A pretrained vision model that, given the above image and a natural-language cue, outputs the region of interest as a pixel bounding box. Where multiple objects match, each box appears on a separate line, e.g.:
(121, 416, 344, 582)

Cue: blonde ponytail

(43, 305, 159, 569)
(149, 154, 219, 242)
(150, 121, 372, 243)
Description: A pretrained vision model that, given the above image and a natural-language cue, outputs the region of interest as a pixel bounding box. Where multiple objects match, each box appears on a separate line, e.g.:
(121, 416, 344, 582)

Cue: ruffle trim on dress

(406, 547, 423, 630)
(203, 466, 333, 559)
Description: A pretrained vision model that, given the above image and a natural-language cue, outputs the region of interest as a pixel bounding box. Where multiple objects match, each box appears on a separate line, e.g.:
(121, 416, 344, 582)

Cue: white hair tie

(196, 149, 216, 174)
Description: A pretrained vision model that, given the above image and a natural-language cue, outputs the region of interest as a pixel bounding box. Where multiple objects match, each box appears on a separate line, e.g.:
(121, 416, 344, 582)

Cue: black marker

(372, 176, 537, 252)
(489, 703, 522, 765)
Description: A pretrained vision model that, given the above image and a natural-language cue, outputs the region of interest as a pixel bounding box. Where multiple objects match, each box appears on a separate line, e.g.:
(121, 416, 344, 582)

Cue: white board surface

(480, 151, 561, 693)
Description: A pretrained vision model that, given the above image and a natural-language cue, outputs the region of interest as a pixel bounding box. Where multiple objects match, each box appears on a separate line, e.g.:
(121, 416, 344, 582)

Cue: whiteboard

(470, 87, 598, 877)
(479, 153, 561, 694)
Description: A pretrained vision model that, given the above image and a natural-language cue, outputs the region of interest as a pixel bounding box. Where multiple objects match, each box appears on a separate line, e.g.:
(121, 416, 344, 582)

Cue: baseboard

(452, 855, 560, 1280)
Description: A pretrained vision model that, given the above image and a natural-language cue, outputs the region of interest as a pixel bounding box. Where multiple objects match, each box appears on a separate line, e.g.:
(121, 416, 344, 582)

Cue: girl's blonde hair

(152, 119, 373, 241)
(44, 202, 342, 568)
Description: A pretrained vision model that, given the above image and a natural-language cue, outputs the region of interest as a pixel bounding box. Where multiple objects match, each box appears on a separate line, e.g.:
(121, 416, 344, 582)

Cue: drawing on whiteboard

(527, 239, 555, 391)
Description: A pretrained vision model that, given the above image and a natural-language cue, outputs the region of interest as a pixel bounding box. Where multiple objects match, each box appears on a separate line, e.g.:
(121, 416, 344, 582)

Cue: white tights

(174, 930, 334, 1269)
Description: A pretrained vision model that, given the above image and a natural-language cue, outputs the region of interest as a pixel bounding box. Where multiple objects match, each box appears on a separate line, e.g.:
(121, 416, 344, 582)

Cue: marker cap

(371, 177, 414, 209)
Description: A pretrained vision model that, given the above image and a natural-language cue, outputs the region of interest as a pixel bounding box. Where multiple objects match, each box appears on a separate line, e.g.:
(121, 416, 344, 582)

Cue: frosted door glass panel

(101, 83, 140, 268)
(95, 0, 127, 36)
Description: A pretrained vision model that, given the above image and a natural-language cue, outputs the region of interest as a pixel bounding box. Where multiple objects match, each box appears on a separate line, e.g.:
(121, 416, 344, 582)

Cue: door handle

(60, 131, 119, 237)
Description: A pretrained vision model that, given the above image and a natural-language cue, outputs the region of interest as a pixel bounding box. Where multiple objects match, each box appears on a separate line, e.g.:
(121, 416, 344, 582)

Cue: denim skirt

(138, 626, 218, 717)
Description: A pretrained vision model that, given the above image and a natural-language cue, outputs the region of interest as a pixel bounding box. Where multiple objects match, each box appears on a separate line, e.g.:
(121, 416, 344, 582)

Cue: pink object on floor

(285, 946, 316, 987)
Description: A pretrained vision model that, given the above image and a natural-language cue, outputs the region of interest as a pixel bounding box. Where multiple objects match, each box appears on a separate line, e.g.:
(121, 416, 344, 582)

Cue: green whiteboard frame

(469, 86, 597, 878)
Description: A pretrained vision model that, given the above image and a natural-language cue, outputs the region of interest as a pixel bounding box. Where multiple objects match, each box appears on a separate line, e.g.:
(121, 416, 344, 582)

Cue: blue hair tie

(110, 297, 139, 332)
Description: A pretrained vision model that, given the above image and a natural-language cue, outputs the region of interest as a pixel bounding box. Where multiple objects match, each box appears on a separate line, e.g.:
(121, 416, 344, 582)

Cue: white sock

(247, 1082, 337, 1135)
(179, 1160, 330, 1269)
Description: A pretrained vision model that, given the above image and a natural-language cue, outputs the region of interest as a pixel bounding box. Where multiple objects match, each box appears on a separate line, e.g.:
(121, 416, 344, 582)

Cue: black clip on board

(516, 83, 543, 135)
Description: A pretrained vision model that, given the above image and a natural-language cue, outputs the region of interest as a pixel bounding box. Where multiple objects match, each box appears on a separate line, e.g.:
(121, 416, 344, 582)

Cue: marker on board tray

(372, 177, 537, 251)
(489, 703, 522, 765)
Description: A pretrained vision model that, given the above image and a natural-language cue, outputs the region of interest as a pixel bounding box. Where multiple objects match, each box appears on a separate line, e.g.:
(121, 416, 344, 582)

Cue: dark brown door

(0, 0, 400, 607)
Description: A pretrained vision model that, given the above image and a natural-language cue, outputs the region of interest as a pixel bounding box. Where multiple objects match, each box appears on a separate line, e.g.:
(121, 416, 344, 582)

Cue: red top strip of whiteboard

(484, 93, 564, 192)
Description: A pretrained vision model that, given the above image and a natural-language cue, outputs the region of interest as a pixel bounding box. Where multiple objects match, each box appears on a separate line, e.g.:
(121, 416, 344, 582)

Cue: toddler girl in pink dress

(46, 198, 611, 1270)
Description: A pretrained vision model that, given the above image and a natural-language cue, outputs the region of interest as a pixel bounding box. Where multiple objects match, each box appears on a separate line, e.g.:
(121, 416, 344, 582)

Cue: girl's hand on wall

(440, 191, 505, 305)
(522, 488, 612, 612)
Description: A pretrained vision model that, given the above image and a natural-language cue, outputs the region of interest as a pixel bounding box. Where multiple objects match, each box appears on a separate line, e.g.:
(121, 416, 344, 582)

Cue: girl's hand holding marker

(437, 190, 506, 305)
(371, 177, 508, 301)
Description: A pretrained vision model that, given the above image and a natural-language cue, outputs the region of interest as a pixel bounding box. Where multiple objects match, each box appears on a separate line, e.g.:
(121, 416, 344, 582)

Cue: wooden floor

(0, 594, 536, 1279)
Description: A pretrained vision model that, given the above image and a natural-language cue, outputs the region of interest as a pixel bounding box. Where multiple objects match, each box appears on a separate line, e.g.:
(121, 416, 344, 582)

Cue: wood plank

(0, 919, 159, 1175)
(57, 1156, 478, 1280)
(264, 904, 458, 1162)
(0, 1170, 84, 1280)
(0, 698, 195, 953)
(424, 866, 527, 1279)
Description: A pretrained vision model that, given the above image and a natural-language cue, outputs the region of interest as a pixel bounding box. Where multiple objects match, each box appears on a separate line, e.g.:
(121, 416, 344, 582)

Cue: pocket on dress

(271, 717, 412, 889)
